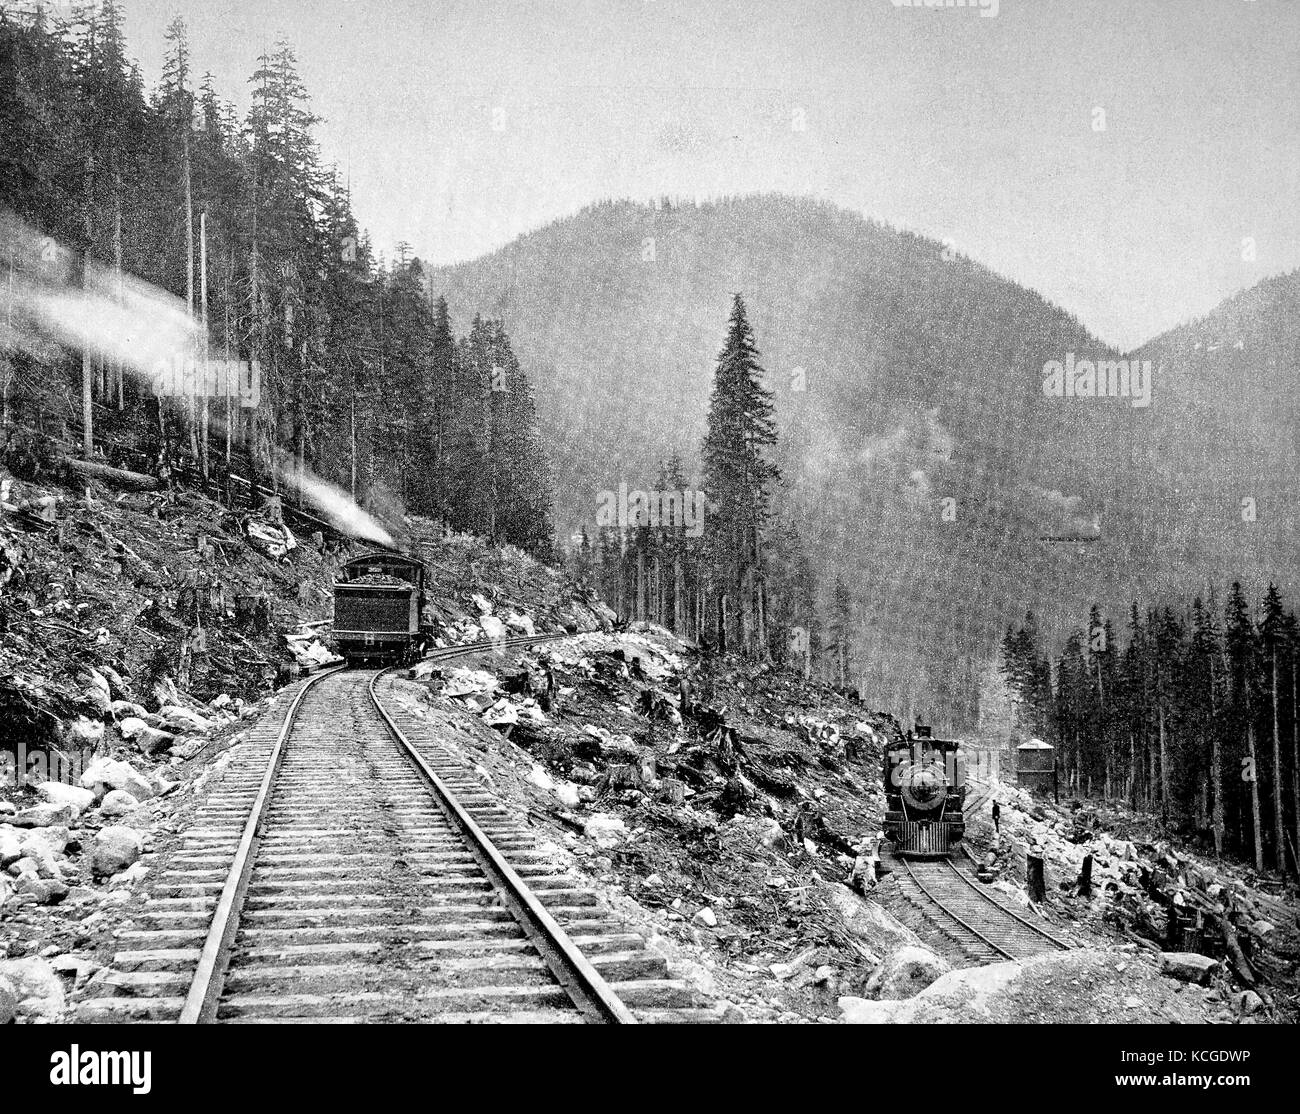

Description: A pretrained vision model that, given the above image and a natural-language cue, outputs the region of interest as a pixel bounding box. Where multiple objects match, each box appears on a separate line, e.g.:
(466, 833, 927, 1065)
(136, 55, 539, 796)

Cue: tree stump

(1078, 853, 1093, 897)
(1027, 854, 1047, 903)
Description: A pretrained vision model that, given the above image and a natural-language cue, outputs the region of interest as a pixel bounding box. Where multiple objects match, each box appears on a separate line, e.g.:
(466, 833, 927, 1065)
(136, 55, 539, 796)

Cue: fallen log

(63, 457, 161, 491)
(1213, 911, 1258, 986)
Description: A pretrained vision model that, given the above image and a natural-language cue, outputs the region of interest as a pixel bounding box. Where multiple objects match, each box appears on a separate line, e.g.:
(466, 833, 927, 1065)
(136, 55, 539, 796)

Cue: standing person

(992, 800, 1001, 834)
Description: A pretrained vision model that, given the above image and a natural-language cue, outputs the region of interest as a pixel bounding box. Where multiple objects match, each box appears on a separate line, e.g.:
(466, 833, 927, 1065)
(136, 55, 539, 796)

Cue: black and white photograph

(0, 0, 1295, 1082)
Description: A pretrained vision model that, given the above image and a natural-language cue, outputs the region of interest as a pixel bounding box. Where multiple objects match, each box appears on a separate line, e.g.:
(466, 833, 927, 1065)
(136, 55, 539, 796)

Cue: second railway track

(79, 635, 723, 1024)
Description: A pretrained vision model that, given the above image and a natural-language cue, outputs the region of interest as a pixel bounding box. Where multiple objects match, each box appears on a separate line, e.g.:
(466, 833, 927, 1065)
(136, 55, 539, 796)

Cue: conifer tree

(700, 294, 779, 657)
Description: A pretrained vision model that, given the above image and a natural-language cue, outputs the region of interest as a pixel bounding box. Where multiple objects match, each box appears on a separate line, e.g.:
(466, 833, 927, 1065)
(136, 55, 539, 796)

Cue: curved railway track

(80, 634, 718, 1024)
(893, 855, 1071, 964)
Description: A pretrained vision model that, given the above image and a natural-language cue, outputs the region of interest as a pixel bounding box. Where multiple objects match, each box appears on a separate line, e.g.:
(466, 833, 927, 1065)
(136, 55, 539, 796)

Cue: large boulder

(13, 874, 69, 905)
(136, 725, 178, 756)
(20, 825, 70, 859)
(98, 790, 141, 819)
(91, 825, 143, 879)
(79, 667, 112, 714)
(823, 883, 923, 955)
(109, 699, 150, 723)
(840, 949, 1212, 1024)
(79, 758, 154, 802)
(0, 957, 65, 1022)
(1161, 952, 1220, 986)
(479, 614, 508, 643)
(0, 826, 23, 866)
(867, 945, 952, 1000)
(35, 781, 95, 817)
(584, 813, 627, 849)
(505, 612, 536, 635)
(62, 716, 104, 749)
(10, 802, 75, 828)
(157, 704, 214, 734)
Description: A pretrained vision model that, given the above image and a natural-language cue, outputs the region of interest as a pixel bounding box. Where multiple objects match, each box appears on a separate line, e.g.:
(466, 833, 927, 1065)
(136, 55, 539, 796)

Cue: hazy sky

(110, 0, 1300, 350)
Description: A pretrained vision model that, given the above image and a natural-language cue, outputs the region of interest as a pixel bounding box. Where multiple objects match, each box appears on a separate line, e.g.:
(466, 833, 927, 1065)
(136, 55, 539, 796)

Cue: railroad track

(963, 780, 995, 815)
(893, 856, 1071, 965)
(79, 633, 722, 1023)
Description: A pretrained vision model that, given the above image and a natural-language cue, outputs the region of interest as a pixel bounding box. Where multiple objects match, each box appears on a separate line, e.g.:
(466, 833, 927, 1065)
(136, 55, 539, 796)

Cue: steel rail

(369, 667, 635, 1023)
(900, 857, 1017, 961)
(178, 662, 347, 1024)
(177, 629, 576, 1024)
(939, 857, 1072, 950)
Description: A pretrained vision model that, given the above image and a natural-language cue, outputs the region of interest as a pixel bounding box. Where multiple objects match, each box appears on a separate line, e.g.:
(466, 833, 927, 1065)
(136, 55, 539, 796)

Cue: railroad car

(883, 723, 967, 857)
(332, 550, 431, 663)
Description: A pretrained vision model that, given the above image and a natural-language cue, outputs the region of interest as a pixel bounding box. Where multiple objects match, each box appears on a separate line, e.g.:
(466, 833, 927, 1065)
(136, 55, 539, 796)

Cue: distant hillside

(427, 196, 1298, 727)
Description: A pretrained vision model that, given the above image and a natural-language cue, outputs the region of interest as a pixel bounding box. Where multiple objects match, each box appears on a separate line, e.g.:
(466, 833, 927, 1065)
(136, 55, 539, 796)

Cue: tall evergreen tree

(700, 294, 779, 657)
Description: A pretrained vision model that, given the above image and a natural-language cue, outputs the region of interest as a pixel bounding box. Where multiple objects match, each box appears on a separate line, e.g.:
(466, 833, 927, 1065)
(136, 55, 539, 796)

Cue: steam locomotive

(331, 550, 432, 664)
(883, 723, 967, 857)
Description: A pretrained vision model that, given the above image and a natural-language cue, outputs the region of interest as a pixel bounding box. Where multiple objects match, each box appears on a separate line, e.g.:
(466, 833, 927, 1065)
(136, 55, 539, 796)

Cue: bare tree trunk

(82, 153, 94, 457)
(1292, 657, 1299, 877)
(635, 547, 645, 621)
(1246, 719, 1264, 873)
(224, 248, 234, 467)
(184, 124, 196, 457)
(113, 174, 123, 409)
(674, 553, 684, 633)
(200, 209, 209, 483)
(1272, 648, 1285, 872)
(1158, 700, 1169, 823)
(1209, 655, 1224, 856)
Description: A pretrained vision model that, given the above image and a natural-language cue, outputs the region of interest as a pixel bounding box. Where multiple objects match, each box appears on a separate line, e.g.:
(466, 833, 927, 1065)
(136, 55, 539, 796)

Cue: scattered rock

(480, 615, 508, 642)
(19, 825, 69, 860)
(97, 790, 140, 818)
(1233, 990, 1264, 1015)
(867, 945, 952, 1000)
(117, 716, 149, 740)
(79, 757, 155, 802)
(157, 704, 214, 734)
(771, 949, 817, 981)
(34, 781, 95, 816)
(10, 802, 75, 828)
(527, 764, 556, 792)
(110, 861, 149, 888)
(90, 825, 143, 879)
(694, 906, 718, 928)
(1160, 952, 1220, 986)
(0, 827, 23, 866)
(584, 813, 627, 849)
(842, 950, 1210, 1024)
(62, 716, 104, 749)
(505, 612, 535, 635)
(0, 957, 65, 1022)
(14, 875, 69, 905)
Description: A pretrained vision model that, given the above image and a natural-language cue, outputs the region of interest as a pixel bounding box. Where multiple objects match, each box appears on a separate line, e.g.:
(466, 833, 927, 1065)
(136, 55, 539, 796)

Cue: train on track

(331, 550, 433, 664)
(883, 723, 967, 857)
